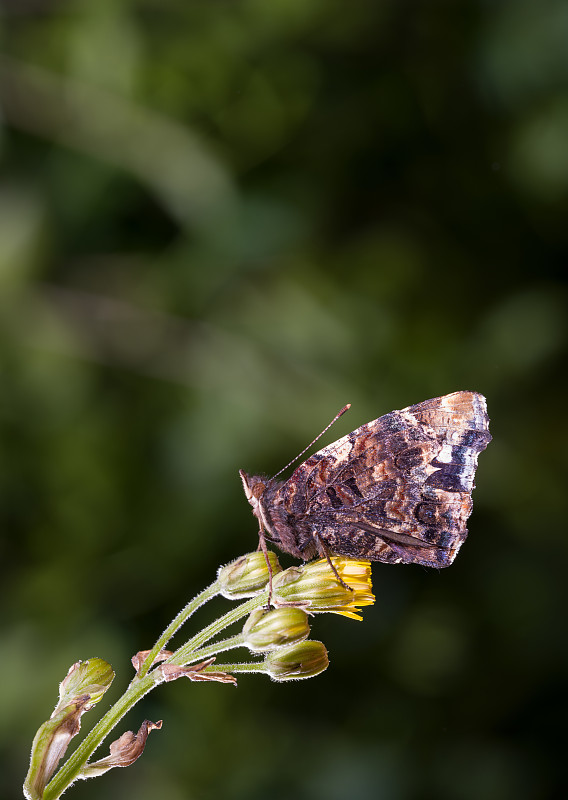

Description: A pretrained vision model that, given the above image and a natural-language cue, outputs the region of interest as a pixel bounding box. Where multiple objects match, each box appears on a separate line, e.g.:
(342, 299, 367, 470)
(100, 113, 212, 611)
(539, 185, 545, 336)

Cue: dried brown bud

(159, 658, 237, 686)
(131, 648, 173, 675)
(80, 720, 163, 778)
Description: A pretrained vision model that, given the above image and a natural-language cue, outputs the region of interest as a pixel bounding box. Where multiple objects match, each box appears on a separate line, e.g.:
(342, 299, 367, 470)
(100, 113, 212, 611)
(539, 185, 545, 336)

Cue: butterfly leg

(257, 526, 275, 607)
(313, 532, 354, 592)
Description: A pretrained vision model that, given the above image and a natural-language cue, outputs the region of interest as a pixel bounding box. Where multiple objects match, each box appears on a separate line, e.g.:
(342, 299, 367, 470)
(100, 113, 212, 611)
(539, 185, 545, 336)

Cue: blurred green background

(1, 1, 567, 799)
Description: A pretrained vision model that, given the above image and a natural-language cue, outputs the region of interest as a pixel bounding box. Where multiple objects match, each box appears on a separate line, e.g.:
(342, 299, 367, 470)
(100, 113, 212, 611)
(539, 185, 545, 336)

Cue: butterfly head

(240, 469, 311, 558)
(239, 470, 268, 516)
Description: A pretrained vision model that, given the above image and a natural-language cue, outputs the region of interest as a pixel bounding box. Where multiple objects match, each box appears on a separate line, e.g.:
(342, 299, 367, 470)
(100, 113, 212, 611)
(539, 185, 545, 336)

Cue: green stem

(43, 580, 224, 799)
(170, 590, 268, 665)
(137, 579, 221, 678)
(43, 671, 160, 800)
(42, 587, 269, 798)
(181, 633, 246, 664)
(214, 662, 268, 675)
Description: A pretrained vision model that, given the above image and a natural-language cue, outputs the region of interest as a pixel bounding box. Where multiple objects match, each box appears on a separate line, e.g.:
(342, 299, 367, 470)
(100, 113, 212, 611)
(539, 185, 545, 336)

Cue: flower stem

(43, 671, 160, 800)
(137, 579, 222, 678)
(42, 587, 269, 798)
(43, 580, 224, 799)
(214, 662, 268, 675)
(181, 633, 246, 664)
(170, 590, 268, 665)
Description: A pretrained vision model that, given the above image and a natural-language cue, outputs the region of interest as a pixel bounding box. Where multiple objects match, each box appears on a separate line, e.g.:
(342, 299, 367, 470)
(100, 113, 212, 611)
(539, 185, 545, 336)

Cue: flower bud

(272, 557, 374, 620)
(243, 607, 310, 652)
(264, 640, 329, 681)
(217, 551, 282, 598)
(24, 659, 115, 800)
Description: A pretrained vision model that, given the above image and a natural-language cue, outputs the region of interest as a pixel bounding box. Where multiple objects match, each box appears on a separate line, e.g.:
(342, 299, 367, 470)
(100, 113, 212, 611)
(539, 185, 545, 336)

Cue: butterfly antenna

(271, 404, 351, 481)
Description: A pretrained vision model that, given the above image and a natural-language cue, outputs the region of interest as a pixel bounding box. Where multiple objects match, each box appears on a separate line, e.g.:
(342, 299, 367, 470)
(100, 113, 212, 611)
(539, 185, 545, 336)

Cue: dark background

(1, 1, 567, 799)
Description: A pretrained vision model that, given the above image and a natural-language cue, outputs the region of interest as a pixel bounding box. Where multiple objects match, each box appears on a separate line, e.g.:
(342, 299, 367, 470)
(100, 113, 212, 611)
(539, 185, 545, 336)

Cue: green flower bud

(24, 659, 115, 800)
(243, 607, 311, 652)
(264, 640, 329, 681)
(217, 551, 281, 598)
(57, 658, 115, 707)
(272, 557, 374, 620)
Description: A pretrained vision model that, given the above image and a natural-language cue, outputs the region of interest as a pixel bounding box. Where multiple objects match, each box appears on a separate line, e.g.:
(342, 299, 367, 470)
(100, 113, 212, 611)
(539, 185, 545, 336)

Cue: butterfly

(240, 391, 491, 570)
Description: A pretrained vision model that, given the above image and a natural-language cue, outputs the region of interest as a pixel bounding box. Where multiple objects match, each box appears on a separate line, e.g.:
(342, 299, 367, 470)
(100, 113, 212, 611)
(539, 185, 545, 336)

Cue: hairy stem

(181, 633, 246, 663)
(42, 587, 270, 798)
(43, 672, 159, 800)
(137, 579, 222, 678)
(214, 662, 268, 675)
(170, 590, 268, 665)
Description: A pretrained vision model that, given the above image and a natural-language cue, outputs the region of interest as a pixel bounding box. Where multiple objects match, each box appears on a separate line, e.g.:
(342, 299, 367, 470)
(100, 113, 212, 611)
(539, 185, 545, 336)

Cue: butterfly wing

(274, 391, 491, 567)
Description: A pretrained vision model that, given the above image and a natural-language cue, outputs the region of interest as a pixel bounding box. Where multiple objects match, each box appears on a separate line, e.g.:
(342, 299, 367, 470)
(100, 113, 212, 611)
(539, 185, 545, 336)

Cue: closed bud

(243, 607, 310, 652)
(24, 659, 115, 800)
(217, 551, 281, 598)
(272, 557, 374, 620)
(264, 640, 329, 681)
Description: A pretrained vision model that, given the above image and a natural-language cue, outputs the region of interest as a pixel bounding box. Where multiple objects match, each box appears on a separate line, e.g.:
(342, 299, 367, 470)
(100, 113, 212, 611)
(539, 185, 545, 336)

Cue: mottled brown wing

(276, 391, 491, 567)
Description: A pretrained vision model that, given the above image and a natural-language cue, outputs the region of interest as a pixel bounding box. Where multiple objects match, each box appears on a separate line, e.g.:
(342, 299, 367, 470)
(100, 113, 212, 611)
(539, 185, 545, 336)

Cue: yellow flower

(272, 557, 374, 620)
